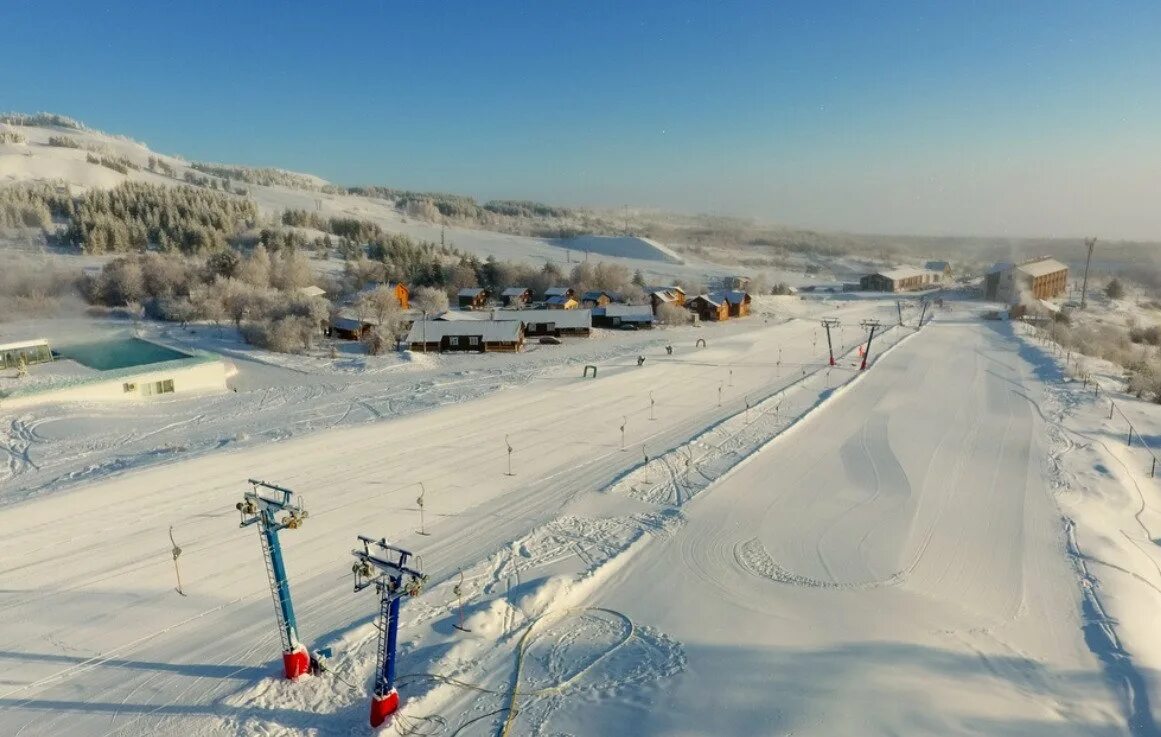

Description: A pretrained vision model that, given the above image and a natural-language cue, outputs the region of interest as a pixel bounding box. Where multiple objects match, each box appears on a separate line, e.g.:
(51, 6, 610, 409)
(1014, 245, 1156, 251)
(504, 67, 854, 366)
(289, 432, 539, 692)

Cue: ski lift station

(0, 335, 230, 409)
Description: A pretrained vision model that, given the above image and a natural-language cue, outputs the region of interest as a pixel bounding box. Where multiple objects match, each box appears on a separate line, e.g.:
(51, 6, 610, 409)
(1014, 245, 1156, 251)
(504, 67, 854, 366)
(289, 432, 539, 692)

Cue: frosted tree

(238, 244, 272, 287)
(411, 286, 449, 315)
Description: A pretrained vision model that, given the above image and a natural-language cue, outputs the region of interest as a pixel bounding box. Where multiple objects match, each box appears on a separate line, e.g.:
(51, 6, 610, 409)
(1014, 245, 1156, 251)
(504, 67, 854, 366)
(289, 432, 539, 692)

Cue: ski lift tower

(352, 535, 427, 728)
(859, 319, 882, 371)
(820, 318, 840, 366)
(237, 479, 310, 680)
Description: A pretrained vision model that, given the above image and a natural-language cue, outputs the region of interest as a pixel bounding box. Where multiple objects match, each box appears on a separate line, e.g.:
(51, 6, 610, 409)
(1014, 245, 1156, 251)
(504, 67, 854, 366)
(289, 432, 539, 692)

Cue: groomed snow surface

(3, 298, 1160, 736)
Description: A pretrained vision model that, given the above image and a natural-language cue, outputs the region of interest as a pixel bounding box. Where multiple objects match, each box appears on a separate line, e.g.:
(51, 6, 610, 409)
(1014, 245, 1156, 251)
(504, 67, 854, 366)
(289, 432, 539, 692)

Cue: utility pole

(859, 319, 882, 371)
(820, 318, 840, 366)
(1080, 236, 1097, 309)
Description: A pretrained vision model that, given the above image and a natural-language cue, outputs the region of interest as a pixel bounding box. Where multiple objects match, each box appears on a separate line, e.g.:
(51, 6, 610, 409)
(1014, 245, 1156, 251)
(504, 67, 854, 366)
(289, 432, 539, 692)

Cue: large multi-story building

(984, 258, 1069, 303)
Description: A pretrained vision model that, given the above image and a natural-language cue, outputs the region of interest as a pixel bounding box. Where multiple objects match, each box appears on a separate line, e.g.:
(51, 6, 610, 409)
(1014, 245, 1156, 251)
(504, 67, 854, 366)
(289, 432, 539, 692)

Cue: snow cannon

(237, 479, 310, 680)
(351, 535, 427, 728)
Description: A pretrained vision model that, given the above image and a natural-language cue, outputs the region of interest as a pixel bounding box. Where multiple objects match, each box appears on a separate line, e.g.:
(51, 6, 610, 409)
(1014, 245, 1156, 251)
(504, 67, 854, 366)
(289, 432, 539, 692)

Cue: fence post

(1110, 401, 1115, 420)
(1152, 457, 1156, 478)
(1128, 427, 1133, 447)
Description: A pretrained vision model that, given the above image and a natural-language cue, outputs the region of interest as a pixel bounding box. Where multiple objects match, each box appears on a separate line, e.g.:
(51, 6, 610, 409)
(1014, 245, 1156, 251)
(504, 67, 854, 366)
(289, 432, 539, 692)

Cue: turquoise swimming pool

(58, 338, 191, 371)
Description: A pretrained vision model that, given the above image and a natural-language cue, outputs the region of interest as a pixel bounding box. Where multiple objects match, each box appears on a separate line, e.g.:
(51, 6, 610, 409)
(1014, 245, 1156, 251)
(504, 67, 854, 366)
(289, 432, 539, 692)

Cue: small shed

(924, 261, 953, 280)
(357, 282, 410, 310)
(580, 290, 622, 308)
(543, 286, 576, 301)
(500, 287, 534, 308)
(545, 295, 579, 310)
(406, 320, 525, 353)
(686, 295, 729, 322)
(297, 285, 327, 299)
(457, 287, 491, 310)
(330, 312, 379, 341)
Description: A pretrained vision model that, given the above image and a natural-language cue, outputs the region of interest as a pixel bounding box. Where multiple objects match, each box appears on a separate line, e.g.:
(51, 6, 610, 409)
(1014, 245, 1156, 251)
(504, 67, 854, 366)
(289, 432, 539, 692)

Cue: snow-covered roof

(332, 316, 369, 332)
(988, 262, 1015, 274)
(544, 287, 572, 297)
(434, 310, 482, 321)
(649, 287, 684, 302)
(332, 310, 381, 329)
(545, 295, 575, 305)
(297, 285, 326, 298)
(597, 304, 655, 320)
(501, 287, 531, 297)
(406, 320, 523, 344)
(1016, 259, 1068, 278)
(582, 290, 622, 302)
(457, 287, 486, 297)
(873, 267, 934, 281)
(512, 309, 591, 328)
(689, 294, 723, 307)
(925, 261, 951, 272)
(712, 290, 751, 305)
(437, 309, 591, 329)
(0, 338, 49, 352)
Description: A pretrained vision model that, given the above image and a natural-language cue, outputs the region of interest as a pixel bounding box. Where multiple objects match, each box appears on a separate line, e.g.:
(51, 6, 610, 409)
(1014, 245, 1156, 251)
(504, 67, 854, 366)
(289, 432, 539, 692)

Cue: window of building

(469, 336, 479, 346)
(123, 382, 136, 393)
(449, 336, 459, 346)
(141, 379, 175, 396)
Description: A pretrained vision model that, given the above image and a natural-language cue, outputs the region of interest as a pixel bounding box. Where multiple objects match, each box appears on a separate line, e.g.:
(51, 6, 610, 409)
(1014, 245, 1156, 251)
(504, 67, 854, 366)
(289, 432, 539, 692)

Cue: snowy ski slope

(0, 301, 1153, 736)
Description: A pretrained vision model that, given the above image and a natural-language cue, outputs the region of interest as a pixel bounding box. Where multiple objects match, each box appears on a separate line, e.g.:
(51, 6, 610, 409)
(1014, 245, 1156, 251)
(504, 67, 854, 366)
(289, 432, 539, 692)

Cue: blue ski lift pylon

(351, 535, 427, 728)
(237, 478, 310, 679)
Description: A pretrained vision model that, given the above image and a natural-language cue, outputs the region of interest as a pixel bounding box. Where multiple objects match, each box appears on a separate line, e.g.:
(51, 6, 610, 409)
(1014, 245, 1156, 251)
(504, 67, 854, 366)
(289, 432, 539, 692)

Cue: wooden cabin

(593, 305, 655, 329)
(406, 319, 525, 353)
(545, 295, 579, 309)
(649, 287, 686, 315)
(648, 286, 686, 306)
(718, 290, 752, 318)
(924, 261, 953, 281)
(686, 295, 729, 322)
(543, 286, 576, 301)
(356, 282, 409, 309)
(580, 290, 622, 308)
(500, 287, 534, 308)
(457, 287, 491, 310)
(435, 309, 591, 337)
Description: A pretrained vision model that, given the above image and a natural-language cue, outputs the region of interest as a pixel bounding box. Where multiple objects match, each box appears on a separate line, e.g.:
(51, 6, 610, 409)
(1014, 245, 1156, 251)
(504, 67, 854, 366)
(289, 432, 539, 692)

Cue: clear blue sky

(4, 1, 1160, 239)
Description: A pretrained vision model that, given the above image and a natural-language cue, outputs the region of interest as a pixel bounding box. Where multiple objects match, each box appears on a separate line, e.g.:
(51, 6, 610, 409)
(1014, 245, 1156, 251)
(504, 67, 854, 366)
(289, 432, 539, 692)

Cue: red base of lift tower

(283, 645, 311, 680)
(369, 689, 400, 728)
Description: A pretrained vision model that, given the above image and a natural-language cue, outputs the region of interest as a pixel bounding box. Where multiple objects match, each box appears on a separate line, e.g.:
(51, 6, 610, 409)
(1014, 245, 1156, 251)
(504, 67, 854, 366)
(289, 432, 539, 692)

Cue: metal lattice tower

(352, 535, 427, 728)
(237, 479, 309, 679)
